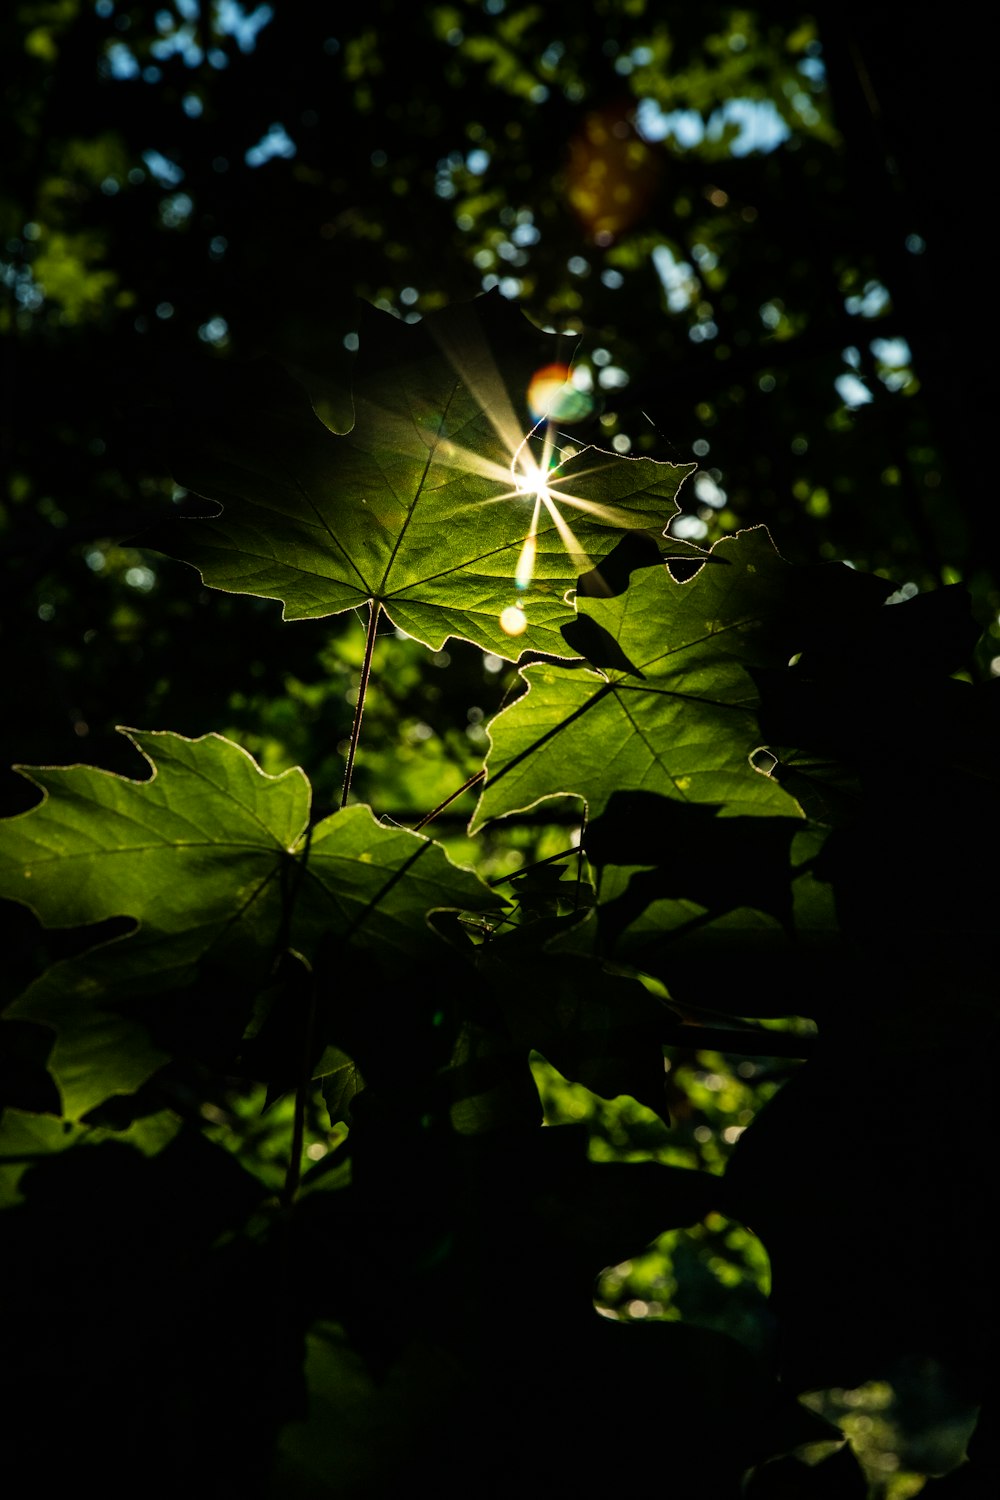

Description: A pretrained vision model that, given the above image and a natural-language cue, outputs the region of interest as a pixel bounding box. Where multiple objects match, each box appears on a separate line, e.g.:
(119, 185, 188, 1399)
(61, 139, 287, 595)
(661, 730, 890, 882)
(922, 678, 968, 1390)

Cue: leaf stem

(412, 768, 485, 831)
(341, 600, 381, 809)
(282, 984, 317, 1212)
(486, 843, 582, 886)
(574, 813, 588, 909)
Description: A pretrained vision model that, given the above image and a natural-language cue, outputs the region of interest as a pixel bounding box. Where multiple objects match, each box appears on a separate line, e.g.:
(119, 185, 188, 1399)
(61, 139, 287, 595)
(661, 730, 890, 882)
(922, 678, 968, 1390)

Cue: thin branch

(341, 600, 382, 809)
(412, 768, 485, 832)
(574, 811, 588, 910)
(282, 983, 317, 1213)
(487, 843, 583, 887)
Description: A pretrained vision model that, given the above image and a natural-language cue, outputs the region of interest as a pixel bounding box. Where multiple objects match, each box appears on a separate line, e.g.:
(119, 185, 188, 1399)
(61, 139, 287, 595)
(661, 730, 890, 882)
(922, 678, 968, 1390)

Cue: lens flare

(500, 604, 528, 636)
(566, 103, 661, 243)
(515, 531, 537, 590)
(527, 363, 592, 424)
(400, 306, 650, 646)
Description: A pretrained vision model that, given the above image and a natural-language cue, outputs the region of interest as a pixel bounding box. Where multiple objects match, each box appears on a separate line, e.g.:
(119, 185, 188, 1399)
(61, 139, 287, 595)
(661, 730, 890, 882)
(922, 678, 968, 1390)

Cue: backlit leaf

(0, 731, 498, 1115)
(144, 292, 694, 659)
(472, 527, 806, 831)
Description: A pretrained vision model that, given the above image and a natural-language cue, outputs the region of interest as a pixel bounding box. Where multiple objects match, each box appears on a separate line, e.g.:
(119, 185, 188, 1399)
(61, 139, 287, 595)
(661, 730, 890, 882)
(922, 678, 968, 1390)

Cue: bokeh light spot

(500, 605, 528, 636)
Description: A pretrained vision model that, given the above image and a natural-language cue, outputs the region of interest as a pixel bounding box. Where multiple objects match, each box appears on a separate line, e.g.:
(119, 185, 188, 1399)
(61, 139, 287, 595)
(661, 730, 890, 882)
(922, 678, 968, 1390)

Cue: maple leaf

(0, 730, 496, 1116)
(143, 291, 693, 659)
(472, 528, 807, 831)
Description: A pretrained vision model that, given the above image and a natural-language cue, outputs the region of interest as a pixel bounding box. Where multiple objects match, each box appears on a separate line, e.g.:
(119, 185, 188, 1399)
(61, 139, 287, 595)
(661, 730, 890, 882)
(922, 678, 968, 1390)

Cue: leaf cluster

(1, 297, 997, 1494)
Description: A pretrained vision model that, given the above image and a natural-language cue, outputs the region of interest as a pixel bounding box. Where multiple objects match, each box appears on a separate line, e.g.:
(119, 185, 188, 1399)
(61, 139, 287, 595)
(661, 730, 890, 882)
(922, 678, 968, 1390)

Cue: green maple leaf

(471, 528, 809, 832)
(144, 291, 693, 659)
(290, 803, 500, 964)
(0, 730, 496, 1116)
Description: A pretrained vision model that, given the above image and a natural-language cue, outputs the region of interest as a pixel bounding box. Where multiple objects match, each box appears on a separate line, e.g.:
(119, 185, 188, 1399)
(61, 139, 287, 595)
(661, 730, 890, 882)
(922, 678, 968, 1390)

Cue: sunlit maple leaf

(144, 291, 693, 659)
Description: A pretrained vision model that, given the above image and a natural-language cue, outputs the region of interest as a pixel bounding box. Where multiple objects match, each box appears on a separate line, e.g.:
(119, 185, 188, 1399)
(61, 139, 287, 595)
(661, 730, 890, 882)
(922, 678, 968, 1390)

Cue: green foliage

(149, 293, 692, 659)
(0, 728, 497, 1117)
(474, 526, 814, 829)
(2, 287, 996, 1494)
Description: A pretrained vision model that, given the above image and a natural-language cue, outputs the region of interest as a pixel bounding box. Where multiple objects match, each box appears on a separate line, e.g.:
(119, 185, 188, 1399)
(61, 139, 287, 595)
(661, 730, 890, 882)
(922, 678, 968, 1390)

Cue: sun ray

(357, 410, 648, 533)
(515, 496, 542, 590)
(510, 414, 544, 482)
(364, 310, 655, 638)
(431, 437, 520, 487)
(538, 416, 559, 476)
(426, 315, 547, 477)
(540, 492, 597, 576)
(543, 487, 654, 529)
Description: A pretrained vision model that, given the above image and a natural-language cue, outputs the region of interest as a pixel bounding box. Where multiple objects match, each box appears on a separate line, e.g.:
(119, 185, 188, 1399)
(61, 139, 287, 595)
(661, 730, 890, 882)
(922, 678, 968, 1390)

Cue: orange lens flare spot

(565, 103, 661, 242)
(527, 364, 592, 424)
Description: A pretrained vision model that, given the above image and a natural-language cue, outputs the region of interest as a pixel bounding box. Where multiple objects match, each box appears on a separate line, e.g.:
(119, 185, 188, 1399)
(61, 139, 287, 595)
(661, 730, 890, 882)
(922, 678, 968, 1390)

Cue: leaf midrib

(17, 839, 288, 860)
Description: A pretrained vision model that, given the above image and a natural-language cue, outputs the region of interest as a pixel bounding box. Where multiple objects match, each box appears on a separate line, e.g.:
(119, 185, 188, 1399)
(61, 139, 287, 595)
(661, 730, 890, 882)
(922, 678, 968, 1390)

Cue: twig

(486, 843, 583, 887)
(412, 768, 485, 831)
(341, 600, 382, 809)
(282, 983, 317, 1212)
